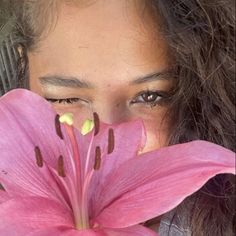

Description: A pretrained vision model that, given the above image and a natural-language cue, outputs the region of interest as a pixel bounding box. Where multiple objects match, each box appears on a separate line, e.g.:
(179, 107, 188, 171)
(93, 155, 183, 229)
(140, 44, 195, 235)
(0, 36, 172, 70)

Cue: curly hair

(1, 0, 236, 235)
(151, 1, 235, 235)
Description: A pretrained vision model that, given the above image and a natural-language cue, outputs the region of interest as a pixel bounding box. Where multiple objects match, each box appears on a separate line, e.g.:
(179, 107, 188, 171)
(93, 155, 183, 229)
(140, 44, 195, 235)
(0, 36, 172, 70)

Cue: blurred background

(0, 0, 27, 96)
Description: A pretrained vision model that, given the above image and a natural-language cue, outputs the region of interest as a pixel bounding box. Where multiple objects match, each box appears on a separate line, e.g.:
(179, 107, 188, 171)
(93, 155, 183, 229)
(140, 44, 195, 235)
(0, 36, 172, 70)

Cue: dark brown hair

(152, 1, 236, 235)
(3, 0, 236, 235)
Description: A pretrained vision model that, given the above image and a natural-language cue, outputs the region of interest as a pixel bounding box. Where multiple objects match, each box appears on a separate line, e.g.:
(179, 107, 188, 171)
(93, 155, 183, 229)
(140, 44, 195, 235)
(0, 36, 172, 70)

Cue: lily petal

(0, 89, 146, 201)
(95, 141, 235, 227)
(0, 146, 74, 208)
(1, 89, 235, 234)
(0, 196, 73, 236)
(26, 226, 102, 236)
(0, 89, 66, 166)
(103, 224, 159, 236)
(72, 119, 146, 182)
(0, 89, 71, 198)
(25, 225, 158, 236)
(0, 190, 10, 203)
(87, 120, 146, 215)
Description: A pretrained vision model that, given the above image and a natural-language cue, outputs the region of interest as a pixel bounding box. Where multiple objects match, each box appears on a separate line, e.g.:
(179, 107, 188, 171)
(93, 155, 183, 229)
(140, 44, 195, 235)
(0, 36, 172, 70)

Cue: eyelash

(131, 90, 170, 107)
(45, 90, 170, 107)
(46, 97, 81, 105)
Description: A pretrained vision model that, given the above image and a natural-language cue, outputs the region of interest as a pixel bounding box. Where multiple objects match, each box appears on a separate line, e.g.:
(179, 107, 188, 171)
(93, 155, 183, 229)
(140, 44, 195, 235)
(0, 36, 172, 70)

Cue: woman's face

(29, 0, 173, 152)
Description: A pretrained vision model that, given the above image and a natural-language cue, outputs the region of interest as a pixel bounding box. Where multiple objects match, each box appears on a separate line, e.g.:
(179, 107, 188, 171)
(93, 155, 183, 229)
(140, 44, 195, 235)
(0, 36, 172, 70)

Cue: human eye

(45, 97, 84, 105)
(130, 90, 170, 107)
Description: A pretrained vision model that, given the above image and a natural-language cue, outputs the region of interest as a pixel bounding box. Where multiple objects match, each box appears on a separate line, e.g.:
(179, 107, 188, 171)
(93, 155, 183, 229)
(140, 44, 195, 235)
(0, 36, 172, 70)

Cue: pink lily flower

(0, 89, 235, 236)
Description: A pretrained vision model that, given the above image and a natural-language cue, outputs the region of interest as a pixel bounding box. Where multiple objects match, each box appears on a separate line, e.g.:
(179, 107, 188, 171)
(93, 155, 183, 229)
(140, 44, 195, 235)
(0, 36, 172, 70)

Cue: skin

(29, 0, 173, 153)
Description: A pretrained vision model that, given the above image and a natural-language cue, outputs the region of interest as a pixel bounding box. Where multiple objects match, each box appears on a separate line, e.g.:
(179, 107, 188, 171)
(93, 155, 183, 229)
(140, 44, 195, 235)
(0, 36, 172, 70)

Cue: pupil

(142, 92, 157, 102)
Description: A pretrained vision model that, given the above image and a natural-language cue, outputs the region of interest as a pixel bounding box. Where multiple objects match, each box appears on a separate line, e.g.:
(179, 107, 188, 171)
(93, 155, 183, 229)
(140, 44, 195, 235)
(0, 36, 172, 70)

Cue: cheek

(141, 114, 170, 152)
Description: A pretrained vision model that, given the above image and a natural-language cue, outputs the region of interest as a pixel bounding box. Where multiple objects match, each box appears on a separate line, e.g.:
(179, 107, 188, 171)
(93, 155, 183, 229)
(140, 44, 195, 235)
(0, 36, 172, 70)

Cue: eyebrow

(39, 75, 93, 89)
(39, 71, 171, 89)
(129, 71, 172, 85)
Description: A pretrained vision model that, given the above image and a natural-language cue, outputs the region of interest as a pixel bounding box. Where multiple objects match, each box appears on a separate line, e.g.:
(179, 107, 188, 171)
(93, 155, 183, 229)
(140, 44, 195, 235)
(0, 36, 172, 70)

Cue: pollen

(59, 113, 74, 126)
(34, 146, 43, 167)
(81, 119, 94, 135)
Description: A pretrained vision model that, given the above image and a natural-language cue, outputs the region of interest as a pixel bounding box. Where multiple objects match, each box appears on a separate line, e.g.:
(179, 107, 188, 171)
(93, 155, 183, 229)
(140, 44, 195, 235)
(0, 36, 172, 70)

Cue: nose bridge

(92, 98, 128, 125)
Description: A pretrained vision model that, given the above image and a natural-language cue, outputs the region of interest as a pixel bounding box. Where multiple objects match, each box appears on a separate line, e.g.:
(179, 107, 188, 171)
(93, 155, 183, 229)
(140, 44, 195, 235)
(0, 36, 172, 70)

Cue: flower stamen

(93, 112, 100, 136)
(57, 155, 66, 177)
(34, 146, 43, 167)
(55, 114, 64, 140)
(108, 128, 115, 154)
(94, 146, 101, 170)
(81, 119, 94, 135)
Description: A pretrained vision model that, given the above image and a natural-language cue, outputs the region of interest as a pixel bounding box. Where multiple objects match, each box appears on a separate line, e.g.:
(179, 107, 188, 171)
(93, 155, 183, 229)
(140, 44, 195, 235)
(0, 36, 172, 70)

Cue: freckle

(116, 103, 120, 108)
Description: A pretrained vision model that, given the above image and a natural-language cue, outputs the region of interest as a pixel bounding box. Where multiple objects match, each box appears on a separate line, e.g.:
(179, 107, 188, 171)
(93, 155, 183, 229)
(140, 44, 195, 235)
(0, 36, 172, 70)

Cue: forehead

(29, 0, 171, 87)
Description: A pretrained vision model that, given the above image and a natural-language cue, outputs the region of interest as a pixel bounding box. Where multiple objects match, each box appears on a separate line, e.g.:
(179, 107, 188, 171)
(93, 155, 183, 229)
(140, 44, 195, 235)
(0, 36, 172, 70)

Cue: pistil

(59, 113, 90, 229)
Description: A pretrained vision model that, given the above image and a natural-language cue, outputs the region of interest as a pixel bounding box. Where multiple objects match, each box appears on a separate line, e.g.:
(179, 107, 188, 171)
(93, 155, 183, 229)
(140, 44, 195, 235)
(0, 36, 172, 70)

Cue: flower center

(34, 112, 115, 230)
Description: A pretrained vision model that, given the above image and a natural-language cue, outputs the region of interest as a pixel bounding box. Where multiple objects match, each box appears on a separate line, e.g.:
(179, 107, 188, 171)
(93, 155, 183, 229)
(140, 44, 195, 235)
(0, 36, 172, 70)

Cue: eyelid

(135, 90, 169, 98)
(45, 97, 89, 105)
(130, 90, 171, 106)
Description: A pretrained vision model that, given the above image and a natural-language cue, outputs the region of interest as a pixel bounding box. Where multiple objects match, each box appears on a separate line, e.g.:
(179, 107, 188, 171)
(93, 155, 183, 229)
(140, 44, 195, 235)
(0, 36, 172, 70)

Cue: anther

(55, 114, 64, 140)
(34, 146, 43, 167)
(81, 119, 94, 135)
(94, 146, 101, 170)
(108, 128, 115, 154)
(57, 155, 66, 177)
(93, 112, 100, 136)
